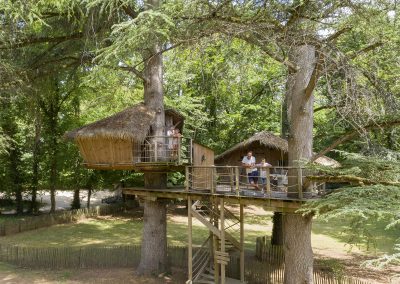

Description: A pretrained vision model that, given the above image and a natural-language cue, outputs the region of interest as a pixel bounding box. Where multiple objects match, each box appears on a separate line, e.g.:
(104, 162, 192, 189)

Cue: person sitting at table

(257, 158, 272, 192)
(242, 151, 260, 190)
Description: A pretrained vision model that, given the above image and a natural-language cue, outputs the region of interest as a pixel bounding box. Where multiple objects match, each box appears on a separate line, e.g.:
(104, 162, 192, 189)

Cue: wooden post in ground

(213, 199, 220, 284)
(220, 198, 226, 284)
(240, 204, 245, 283)
(188, 196, 192, 282)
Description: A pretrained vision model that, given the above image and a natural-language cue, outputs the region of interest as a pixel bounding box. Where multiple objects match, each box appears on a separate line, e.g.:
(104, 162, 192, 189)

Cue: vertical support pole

(185, 166, 189, 192)
(213, 199, 220, 284)
(297, 165, 303, 199)
(154, 141, 158, 162)
(188, 196, 193, 282)
(235, 167, 240, 196)
(211, 167, 217, 194)
(265, 167, 271, 196)
(190, 139, 193, 165)
(220, 198, 226, 284)
(240, 204, 245, 283)
(229, 167, 234, 193)
(177, 138, 181, 164)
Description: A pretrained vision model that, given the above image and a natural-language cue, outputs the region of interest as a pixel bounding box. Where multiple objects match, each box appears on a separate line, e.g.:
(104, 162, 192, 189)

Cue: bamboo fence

(0, 204, 124, 236)
(0, 244, 369, 284)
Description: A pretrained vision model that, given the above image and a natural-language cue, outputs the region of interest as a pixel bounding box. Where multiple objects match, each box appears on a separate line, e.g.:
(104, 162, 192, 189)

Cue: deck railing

(185, 166, 326, 199)
(133, 136, 192, 164)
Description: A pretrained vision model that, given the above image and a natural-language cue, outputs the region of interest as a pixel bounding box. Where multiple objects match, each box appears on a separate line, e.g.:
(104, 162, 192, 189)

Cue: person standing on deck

(167, 126, 175, 160)
(242, 151, 260, 190)
(172, 128, 182, 161)
(258, 158, 272, 192)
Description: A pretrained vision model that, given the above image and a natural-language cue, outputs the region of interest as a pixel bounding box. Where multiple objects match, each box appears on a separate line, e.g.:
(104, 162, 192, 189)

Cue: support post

(190, 139, 193, 164)
(154, 141, 158, 162)
(220, 198, 226, 284)
(235, 167, 240, 196)
(229, 167, 234, 193)
(211, 167, 217, 194)
(177, 138, 181, 164)
(188, 196, 193, 282)
(240, 204, 245, 283)
(297, 165, 303, 199)
(213, 200, 220, 284)
(265, 167, 271, 196)
(185, 166, 189, 192)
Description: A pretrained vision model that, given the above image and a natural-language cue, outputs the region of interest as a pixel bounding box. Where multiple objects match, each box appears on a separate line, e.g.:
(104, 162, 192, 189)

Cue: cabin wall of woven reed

(77, 137, 135, 168)
(192, 143, 215, 189)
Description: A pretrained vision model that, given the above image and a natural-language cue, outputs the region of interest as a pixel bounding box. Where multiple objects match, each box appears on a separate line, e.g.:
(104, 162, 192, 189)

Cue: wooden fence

(0, 204, 124, 236)
(0, 244, 369, 284)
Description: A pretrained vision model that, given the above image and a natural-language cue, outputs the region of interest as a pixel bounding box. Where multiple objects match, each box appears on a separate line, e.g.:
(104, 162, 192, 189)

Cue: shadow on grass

(312, 218, 399, 254)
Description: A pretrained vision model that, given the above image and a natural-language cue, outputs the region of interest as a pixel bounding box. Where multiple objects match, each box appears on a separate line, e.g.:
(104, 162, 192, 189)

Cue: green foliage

(308, 151, 400, 183)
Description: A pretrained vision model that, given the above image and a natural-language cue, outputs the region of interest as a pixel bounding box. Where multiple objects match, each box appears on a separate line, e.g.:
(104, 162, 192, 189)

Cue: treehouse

(215, 131, 340, 168)
(65, 103, 213, 172)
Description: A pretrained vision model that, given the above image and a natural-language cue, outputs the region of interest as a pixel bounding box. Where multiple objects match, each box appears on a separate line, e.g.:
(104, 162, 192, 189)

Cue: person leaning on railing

(242, 151, 260, 190)
(257, 158, 272, 192)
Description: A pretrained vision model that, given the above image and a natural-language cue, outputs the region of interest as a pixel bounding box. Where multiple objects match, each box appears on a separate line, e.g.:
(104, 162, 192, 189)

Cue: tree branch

(307, 175, 400, 186)
(0, 32, 83, 49)
(325, 26, 352, 42)
(311, 118, 400, 161)
(305, 51, 324, 99)
(314, 104, 339, 113)
(348, 41, 383, 59)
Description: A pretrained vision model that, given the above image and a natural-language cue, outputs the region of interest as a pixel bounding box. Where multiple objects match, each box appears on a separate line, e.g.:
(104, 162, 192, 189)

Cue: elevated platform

(122, 187, 307, 212)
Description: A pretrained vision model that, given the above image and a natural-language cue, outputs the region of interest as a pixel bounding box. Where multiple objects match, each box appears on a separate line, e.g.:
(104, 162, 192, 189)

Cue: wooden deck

(122, 187, 309, 212)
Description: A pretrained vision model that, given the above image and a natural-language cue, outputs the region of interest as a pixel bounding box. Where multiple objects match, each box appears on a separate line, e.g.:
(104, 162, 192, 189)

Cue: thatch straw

(65, 103, 156, 142)
(215, 131, 340, 167)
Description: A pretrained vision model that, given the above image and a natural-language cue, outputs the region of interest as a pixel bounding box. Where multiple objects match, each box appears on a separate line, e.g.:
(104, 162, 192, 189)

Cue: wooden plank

(191, 209, 221, 239)
(188, 197, 193, 281)
(240, 204, 244, 283)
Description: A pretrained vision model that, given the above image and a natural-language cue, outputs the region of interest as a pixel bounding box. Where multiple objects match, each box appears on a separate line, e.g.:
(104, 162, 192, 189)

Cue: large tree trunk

(271, 212, 283, 245)
(283, 213, 313, 283)
(284, 44, 316, 284)
(71, 189, 81, 209)
(137, 0, 168, 275)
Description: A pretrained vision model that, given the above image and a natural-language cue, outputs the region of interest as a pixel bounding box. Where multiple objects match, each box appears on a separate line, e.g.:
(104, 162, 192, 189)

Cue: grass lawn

(1, 205, 398, 257)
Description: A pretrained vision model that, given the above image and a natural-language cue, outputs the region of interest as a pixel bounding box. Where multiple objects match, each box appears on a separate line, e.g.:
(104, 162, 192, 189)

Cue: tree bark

(137, 0, 168, 275)
(283, 213, 313, 284)
(71, 189, 81, 209)
(271, 212, 284, 245)
(284, 44, 316, 284)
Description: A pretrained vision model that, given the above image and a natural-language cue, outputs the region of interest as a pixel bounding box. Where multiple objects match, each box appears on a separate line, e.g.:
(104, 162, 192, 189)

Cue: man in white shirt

(241, 151, 260, 190)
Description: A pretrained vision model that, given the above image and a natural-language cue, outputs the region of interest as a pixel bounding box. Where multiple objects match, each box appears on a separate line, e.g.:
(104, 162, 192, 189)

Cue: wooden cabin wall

(192, 143, 214, 190)
(77, 138, 134, 168)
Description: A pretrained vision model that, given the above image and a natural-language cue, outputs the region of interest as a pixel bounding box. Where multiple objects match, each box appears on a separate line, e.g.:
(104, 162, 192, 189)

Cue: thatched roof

(215, 131, 340, 167)
(65, 103, 184, 142)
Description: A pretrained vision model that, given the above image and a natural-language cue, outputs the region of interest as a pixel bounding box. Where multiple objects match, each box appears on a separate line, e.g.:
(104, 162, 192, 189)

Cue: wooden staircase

(188, 199, 244, 284)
